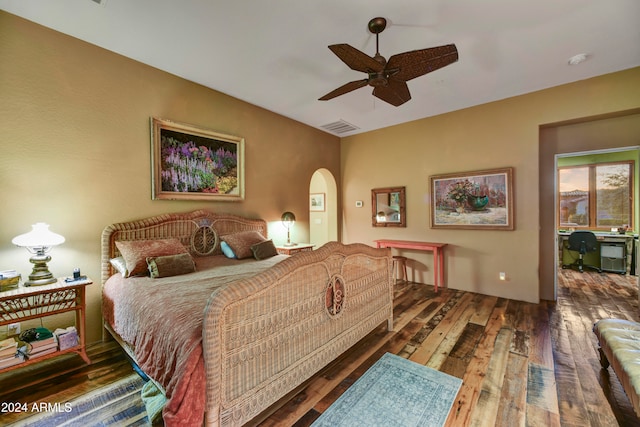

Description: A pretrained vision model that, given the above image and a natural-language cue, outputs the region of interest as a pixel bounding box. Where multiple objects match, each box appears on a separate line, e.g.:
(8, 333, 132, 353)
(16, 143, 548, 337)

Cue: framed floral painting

(430, 167, 514, 230)
(151, 117, 245, 201)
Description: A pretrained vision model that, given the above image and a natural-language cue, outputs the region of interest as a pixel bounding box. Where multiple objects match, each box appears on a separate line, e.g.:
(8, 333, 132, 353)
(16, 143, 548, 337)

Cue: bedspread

(102, 255, 286, 426)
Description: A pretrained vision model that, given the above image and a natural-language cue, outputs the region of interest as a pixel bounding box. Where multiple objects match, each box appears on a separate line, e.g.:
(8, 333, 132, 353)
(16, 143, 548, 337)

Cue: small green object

(34, 327, 53, 340)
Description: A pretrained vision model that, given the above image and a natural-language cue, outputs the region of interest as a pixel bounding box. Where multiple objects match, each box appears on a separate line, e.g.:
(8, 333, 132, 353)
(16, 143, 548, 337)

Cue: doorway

(309, 168, 338, 247)
(554, 147, 640, 298)
(539, 111, 640, 301)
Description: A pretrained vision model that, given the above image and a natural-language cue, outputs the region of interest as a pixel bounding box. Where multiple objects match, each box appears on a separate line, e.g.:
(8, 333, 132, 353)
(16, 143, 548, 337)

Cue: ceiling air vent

(320, 120, 359, 135)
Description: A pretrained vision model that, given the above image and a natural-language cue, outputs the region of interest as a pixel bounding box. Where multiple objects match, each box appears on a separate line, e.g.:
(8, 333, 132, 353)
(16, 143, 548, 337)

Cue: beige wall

(341, 67, 640, 303)
(0, 12, 340, 343)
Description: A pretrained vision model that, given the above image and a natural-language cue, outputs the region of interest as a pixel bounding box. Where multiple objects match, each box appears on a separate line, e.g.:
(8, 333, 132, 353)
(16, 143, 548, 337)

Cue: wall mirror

(372, 186, 406, 227)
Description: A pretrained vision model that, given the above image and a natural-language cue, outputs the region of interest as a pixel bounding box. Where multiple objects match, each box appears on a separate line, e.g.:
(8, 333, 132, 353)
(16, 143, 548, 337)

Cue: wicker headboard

(100, 210, 268, 284)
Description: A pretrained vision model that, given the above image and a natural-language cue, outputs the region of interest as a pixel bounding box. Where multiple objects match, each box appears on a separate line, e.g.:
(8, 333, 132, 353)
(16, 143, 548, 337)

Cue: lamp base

(25, 277, 57, 287)
(283, 242, 296, 247)
(26, 253, 57, 286)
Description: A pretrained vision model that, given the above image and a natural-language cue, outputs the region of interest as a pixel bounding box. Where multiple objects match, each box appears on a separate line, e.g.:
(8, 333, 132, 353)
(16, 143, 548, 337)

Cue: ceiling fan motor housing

(368, 72, 388, 87)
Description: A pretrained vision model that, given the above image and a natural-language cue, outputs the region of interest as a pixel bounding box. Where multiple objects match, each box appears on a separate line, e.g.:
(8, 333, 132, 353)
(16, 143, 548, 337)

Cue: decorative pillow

(220, 241, 236, 259)
(146, 253, 196, 278)
(109, 256, 129, 277)
(221, 231, 266, 259)
(115, 238, 188, 277)
(251, 239, 278, 260)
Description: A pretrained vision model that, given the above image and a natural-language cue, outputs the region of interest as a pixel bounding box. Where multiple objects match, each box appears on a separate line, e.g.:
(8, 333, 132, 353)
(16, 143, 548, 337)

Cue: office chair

(562, 230, 601, 273)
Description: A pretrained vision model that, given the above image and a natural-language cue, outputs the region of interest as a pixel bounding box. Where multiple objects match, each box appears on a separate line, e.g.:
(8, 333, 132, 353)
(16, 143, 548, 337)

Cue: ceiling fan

(319, 17, 458, 107)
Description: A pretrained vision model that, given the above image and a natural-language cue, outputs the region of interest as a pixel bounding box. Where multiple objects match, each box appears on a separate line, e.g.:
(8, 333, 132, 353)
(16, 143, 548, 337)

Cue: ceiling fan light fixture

(568, 53, 588, 65)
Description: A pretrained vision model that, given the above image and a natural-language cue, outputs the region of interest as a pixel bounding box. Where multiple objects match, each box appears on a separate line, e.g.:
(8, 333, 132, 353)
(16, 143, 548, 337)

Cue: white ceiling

(2, 0, 639, 136)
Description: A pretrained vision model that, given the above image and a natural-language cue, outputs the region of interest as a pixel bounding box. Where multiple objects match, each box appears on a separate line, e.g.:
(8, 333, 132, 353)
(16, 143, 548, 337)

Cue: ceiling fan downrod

(368, 17, 387, 64)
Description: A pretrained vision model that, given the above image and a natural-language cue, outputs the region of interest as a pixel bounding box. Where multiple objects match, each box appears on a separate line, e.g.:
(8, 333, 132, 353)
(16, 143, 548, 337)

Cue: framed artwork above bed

(151, 117, 245, 201)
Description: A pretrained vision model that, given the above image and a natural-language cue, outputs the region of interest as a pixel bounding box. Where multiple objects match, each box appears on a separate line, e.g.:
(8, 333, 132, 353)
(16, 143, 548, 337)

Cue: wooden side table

(0, 277, 92, 372)
(276, 243, 314, 255)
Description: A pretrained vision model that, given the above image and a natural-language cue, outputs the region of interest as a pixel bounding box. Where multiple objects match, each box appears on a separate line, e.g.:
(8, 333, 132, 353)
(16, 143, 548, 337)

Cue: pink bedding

(102, 254, 286, 426)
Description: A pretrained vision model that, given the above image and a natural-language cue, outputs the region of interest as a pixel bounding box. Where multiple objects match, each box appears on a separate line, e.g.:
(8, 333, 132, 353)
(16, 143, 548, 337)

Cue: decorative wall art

(430, 167, 514, 230)
(151, 118, 245, 201)
(310, 193, 326, 211)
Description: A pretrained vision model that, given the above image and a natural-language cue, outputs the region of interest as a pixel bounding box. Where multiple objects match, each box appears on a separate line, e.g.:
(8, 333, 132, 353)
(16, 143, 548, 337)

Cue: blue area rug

(312, 353, 462, 427)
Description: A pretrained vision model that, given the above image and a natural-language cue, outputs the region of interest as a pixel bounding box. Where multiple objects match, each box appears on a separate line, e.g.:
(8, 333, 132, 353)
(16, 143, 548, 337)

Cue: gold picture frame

(151, 117, 245, 201)
(430, 167, 514, 230)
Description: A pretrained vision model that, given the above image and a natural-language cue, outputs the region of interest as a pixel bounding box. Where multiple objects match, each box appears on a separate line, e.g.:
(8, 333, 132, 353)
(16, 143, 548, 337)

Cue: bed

(101, 209, 393, 426)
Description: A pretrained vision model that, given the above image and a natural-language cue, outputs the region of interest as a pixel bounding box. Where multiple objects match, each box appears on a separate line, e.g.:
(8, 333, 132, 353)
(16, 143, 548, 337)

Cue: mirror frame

(371, 186, 406, 227)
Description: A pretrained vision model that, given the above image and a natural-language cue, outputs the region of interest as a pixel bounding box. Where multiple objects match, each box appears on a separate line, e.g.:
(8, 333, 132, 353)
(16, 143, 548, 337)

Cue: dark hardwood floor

(1, 269, 638, 426)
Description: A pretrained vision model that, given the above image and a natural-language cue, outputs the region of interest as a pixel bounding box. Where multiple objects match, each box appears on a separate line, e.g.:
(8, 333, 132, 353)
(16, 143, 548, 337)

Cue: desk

(374, 239, 447, 292)
(558, 232, 636, 274)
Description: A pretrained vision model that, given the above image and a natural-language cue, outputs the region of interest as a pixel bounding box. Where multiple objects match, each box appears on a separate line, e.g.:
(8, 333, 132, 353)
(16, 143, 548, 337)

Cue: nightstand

(0, 277, 92, 372)
(276, 243, 314, 255)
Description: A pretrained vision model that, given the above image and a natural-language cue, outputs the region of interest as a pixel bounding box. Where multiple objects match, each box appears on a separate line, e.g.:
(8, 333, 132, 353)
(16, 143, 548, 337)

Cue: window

(558, 161, 633, 229)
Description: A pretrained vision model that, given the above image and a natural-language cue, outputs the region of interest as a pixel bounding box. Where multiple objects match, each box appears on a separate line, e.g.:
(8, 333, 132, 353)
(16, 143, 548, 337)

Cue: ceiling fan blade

(319, 79, 369, 101)
(372, 79, 411, 107)
(386, 44, 458, 82)
(327, 44, 384, 73)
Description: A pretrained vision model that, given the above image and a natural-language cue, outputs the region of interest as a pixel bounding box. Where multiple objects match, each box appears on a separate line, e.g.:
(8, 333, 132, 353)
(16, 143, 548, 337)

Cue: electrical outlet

(499, 272, 506, 281)
(8, 322, 20, 336)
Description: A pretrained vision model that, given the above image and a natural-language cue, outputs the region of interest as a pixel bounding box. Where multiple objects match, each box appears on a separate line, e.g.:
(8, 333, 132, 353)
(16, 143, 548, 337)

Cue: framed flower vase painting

(151, 117, 245, 201)
(430, 167, 514, 230)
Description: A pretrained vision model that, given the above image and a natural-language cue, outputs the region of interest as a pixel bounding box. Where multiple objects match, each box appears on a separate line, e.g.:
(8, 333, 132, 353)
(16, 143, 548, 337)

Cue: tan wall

(341, 67, 640, 303)
(0, 12, 340, 343)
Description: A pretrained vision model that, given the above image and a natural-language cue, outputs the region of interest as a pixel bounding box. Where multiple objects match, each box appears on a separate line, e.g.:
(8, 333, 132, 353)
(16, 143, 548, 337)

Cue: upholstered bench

(593, 318, 640, 417)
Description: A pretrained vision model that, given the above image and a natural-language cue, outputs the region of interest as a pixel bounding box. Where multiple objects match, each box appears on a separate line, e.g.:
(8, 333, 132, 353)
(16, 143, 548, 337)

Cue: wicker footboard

(202, 241, 393, 427)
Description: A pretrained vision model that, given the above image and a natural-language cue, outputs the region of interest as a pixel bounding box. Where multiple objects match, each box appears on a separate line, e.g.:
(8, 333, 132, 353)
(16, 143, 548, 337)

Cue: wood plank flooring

(0, 339, 133, 425)
(1, 269, 638, 426)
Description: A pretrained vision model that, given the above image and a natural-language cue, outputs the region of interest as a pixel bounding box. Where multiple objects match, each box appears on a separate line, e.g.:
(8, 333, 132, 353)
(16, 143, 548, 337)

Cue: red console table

(374, 239, 447, 292)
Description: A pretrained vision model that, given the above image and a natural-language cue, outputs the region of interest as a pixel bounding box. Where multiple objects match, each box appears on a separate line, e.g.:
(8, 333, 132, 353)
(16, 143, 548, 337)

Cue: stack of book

(27, 336, 58, 360)
(0, 337, 22, 369)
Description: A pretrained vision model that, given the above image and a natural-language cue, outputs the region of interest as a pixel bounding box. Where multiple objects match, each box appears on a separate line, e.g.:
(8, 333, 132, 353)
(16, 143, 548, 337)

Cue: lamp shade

(281, 211, 296, 225)
(12, 223, 65, 249)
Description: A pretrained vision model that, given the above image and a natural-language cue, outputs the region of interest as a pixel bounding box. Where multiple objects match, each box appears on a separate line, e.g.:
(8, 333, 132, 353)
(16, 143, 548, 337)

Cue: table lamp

(12, 223, 65, 286)
(281, 212, 296, 247)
